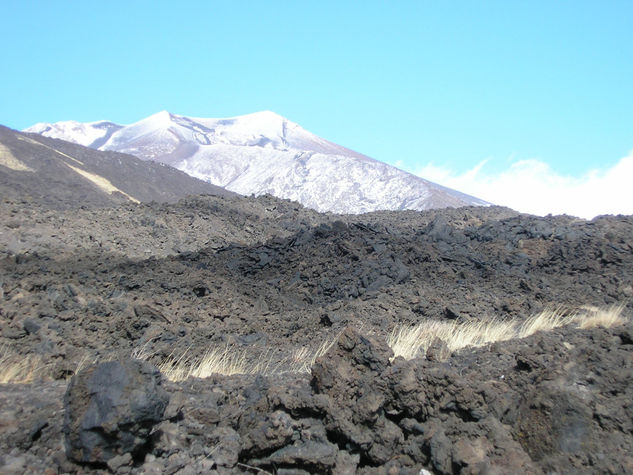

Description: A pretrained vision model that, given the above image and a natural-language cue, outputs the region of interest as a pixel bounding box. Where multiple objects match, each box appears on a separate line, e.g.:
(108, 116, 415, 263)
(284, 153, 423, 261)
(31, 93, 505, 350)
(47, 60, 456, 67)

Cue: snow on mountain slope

(25, 111, 489, 213)
(27, 120, 123, 149)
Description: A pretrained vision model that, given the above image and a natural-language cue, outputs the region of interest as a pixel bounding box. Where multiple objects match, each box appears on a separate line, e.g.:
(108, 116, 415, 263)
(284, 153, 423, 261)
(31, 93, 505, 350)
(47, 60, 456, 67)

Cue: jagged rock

(133, 304, 170, 323)
(334, 450, 360, 474)
(63, 359, 169, 464)
(239, 410, 297, 455)
(312, 327, 396, 463)
(264, 440, 338, 468)
(207, 426, 241, 467)
(106, 452, 132, 472)
(426, 337, 450, 361)
(22, 318, 41, 335)
(429, 430, 453, 474)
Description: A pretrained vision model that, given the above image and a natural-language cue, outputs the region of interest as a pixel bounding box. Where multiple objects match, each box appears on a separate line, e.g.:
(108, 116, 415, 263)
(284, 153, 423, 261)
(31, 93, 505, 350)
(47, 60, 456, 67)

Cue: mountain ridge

(26, 111, 490, 214)
(0, 125, 232, 209)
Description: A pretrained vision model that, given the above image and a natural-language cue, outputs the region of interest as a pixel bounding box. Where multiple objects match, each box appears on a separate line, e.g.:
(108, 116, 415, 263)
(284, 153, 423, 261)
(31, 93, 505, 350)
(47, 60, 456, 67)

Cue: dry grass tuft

(576, 304, 626, 329)
(389, 304, 628, 361)
(388, 318, 517, 360)
(70, 354, 99, 379)
(0, 347, 43, 384)
(130, 340, 156, 362)
(289, 335, 339, 373)
(516, 306, 575, 339)
(138, 333, 340, 382)
(156, 346, 251, 381)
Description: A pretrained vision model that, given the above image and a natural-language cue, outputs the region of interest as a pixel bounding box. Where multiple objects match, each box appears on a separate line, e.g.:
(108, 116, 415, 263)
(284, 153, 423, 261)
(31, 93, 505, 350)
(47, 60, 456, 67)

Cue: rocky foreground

(2, 322, 633, 474)
(1, 193, 633, 473)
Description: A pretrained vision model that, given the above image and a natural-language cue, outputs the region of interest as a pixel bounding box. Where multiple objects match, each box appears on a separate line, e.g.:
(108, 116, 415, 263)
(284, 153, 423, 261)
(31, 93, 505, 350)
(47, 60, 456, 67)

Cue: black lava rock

(63, 359, 169, 464)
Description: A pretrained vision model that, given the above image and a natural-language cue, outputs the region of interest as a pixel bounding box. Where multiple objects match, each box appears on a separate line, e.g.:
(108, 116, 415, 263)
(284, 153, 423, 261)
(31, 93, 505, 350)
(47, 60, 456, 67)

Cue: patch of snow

(26, 120, 120, 148)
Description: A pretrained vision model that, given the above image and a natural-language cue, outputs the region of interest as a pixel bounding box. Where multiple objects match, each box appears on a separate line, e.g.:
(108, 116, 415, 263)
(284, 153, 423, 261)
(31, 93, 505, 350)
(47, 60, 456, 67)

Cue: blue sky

(2, 1, 632, 216)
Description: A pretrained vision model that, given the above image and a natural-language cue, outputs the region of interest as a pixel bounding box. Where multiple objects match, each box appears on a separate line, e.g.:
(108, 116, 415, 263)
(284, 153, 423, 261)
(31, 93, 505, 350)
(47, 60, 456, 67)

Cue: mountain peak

(155, 109, 173, 117)
(141, 110, 177, 125)
(25, 111, 489, 213)
(244, 110, 286, 120)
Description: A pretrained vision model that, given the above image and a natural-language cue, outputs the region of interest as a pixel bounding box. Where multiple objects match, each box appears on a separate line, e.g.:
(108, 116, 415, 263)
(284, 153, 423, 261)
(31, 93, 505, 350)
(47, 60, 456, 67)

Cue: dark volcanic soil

(1, 193, 633, 473)
(0, 125, 231, 209)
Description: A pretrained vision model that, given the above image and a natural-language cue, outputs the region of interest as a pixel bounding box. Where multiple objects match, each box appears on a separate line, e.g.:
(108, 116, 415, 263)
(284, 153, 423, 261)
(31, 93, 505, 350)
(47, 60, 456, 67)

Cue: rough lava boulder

(63, 359, 169, 464)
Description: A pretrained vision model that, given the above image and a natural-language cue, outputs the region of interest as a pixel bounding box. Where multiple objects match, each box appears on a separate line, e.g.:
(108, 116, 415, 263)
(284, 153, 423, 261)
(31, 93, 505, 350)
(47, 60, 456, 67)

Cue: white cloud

(414, 152, 633, 219)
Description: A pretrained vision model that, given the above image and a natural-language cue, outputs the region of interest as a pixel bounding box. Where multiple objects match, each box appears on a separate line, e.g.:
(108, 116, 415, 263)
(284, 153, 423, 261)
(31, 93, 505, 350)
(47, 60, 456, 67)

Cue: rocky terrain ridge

(1, 187, 632, 473)
(26, 111, 488, 213)
(0, 125, 230, 209)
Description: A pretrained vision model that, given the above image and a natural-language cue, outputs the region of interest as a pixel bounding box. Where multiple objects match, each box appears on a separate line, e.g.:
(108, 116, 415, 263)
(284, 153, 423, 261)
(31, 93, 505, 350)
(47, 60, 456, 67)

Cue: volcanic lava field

(1, 193, 633, 474)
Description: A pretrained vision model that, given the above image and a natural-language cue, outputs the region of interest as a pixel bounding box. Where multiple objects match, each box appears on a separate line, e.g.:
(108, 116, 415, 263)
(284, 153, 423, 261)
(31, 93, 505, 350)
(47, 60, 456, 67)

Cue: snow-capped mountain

(26, 111, 489, 213)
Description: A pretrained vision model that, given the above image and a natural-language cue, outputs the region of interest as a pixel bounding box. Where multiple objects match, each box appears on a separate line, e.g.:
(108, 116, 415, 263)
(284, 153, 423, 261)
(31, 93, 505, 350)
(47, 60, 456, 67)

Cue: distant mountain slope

(27, 111, 489, 213)
(0, 125, 231, 209)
